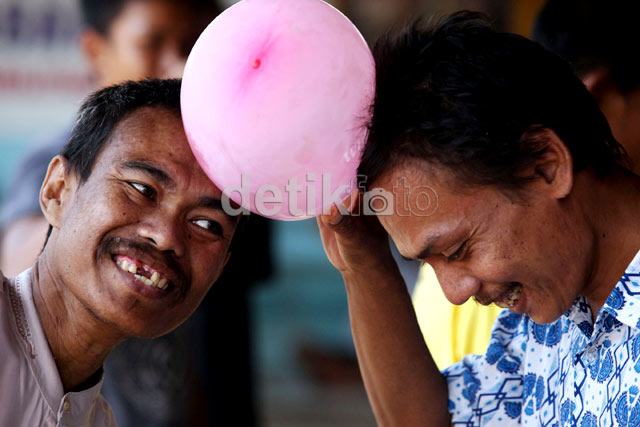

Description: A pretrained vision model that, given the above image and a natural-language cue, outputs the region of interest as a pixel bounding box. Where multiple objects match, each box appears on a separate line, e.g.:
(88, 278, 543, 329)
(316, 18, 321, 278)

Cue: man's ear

(40, 155, 75, 229)
(529, 128, 574, 200)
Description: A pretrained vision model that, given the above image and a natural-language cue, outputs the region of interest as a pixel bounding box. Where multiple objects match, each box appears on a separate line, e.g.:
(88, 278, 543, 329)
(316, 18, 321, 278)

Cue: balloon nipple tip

(251, 59, 261, 69)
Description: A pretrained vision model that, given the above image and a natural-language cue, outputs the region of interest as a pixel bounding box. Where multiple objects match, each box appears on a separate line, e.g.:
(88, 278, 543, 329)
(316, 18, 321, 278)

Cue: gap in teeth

(495, 284, 522, 308)
(117, 258, 168, 290)
(506, 285, 522, 307)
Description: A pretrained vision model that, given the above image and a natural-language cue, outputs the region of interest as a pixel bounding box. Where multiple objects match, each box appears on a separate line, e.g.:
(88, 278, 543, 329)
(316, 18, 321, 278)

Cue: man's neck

(579, 167, 640, 319)
(32, 255, 124, 393)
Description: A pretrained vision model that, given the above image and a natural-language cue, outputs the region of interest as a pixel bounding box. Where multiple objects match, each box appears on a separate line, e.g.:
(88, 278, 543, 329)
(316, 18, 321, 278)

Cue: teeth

(134, 274, 153, 287)
(133, 272, 168, 289)
(117, 259, 138, 275)
(117, 257, 169, 290)
(495, 284, 522, 309)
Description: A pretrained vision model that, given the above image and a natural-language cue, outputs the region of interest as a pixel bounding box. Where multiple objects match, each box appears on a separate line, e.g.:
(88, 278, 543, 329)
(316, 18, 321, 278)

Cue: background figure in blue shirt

(317, 11, 640, 426)
(0, 1, 270, 425)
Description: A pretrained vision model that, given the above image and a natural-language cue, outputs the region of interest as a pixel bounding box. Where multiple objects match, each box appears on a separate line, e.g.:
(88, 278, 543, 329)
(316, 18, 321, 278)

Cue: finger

(316, 216, 334, 247)
(320, 188, 362, 226)
(322, 207, 364, 239)
(345, 188, 361, 214)
(316, 216, 344, 268)
(320, 204, 343, 226)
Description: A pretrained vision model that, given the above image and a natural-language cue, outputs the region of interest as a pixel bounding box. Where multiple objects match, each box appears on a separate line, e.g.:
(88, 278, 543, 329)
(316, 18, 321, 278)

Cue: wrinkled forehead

(110, 106, 183, 148)
(98, 107, 222, 195)
(370, 161, 481, 259)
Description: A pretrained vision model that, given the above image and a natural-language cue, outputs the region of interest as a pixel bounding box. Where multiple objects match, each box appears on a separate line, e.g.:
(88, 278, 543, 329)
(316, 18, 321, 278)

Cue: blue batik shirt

(444, 249, 640, 426)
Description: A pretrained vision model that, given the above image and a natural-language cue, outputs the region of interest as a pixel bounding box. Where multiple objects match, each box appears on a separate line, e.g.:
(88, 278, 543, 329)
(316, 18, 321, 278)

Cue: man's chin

(87, 300, 178, 340)
(109, 315, 177, 339)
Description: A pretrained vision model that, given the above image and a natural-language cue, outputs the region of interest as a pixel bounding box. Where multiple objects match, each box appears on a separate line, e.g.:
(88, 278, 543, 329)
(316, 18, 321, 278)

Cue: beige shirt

(0, 268, 116, 426)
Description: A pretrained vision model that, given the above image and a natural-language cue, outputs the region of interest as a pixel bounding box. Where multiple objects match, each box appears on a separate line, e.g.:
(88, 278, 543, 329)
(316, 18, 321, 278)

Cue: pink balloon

(181, 0, 375, 220)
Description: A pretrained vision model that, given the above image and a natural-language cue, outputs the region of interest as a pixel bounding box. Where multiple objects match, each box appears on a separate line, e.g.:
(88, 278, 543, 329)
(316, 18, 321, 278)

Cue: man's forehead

(112, 107, 181, 138)
(111, 0, 214, 38)
(372, 162, 474, 259)
(106, 108, 185, 158)
(370, 158, 470, 196)
(381, 211, 458, 260)
(100, 108, 222, 193)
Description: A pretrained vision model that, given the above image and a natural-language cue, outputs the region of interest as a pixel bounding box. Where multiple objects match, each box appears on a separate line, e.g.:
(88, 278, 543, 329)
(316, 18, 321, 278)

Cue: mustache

(97, 236, 189, 299)
(473, 295, 493, 306)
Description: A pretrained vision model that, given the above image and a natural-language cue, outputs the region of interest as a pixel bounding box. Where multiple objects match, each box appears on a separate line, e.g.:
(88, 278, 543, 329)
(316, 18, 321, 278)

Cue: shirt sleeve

(0, 134, 67, 230)
(443, 310, 529, 425)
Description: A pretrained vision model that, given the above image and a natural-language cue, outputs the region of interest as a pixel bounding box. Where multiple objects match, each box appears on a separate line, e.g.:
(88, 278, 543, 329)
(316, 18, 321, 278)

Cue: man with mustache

(0, 78, 239, 426)
(318, 12, 640, 426)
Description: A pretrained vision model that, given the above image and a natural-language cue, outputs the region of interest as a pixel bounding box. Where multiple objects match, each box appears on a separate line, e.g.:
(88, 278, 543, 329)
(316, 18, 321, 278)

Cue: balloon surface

(181, 0, 375, 220)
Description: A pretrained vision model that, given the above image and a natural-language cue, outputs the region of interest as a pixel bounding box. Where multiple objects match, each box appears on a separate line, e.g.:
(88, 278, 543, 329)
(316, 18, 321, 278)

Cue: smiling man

(318, 12, 640, 426)
(0, 79, 238, 426)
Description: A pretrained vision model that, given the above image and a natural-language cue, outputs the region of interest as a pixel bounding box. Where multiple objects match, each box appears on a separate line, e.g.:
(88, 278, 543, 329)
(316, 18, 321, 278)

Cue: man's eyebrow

(413, 234, 441, 260)
(197, 196, 239, 222)
(121, 160, 174, 186)
(197, 196, 225, 211)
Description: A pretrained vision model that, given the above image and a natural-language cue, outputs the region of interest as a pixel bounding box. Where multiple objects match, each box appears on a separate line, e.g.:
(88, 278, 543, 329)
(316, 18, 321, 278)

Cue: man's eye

(129, 182, 156, 199)
(447, 241, 467, 262)
(192, 219, 223, 235)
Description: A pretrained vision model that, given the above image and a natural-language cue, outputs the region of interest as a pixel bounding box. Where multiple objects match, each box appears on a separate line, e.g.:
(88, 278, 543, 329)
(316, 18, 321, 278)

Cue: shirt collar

(600, 249, 640, 330)
(9, 267, 107, 420)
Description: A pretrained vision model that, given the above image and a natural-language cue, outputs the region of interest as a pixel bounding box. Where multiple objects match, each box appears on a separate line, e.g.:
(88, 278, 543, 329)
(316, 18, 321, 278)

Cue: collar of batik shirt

(601, 249, 640, 330)
(562, 249, 640, 341)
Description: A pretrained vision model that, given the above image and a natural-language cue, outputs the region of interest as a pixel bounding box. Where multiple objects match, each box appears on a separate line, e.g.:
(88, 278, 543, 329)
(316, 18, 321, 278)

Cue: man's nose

(429, 259, 481, 305)
(136, 215, 186, 258)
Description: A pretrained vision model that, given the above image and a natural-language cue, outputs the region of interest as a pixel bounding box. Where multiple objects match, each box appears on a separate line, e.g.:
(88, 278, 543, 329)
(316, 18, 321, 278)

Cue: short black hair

(62, 78, 181, 182)
(79, 0, 128, 34)
(79, 0, 221, 35)
(532, 0, 640, 94)
(46, 78, 242, 249)
(359, 12, 626, 191)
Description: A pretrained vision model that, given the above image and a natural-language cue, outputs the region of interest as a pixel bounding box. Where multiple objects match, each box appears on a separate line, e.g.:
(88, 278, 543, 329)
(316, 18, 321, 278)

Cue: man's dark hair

(358, 12, 627, 191)
(62, 78, 181, 182)
(533, 0, 640, 94)
(79, 0, 221, 35)
(47, 78, 241, 248)
(79, 0, 128, 34)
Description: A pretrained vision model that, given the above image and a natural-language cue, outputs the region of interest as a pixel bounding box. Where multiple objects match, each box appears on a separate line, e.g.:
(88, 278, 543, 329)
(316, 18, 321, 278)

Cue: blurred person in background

(533, 0, 640, 173)
(0, 1, 270, 425)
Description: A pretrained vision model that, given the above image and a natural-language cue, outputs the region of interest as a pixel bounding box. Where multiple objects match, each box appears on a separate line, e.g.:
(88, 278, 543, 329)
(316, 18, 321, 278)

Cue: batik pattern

(445, 251, 640, 426)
